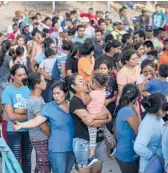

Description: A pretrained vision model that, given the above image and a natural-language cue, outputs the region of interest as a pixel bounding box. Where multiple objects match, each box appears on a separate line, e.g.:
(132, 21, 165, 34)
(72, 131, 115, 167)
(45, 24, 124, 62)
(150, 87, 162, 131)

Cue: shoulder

(118, 107, 135, 120)
(70, 96, 86, 112)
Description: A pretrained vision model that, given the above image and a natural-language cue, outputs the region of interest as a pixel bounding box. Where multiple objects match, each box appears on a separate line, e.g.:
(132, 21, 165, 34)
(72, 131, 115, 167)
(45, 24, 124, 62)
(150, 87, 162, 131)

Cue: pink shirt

(87, 89, 105, 113)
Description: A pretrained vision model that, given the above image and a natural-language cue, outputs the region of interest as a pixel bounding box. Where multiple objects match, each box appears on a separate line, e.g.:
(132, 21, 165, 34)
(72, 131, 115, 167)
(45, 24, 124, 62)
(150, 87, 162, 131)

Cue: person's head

(133, 30, 146, 44)
(81, 17, 90, 27)
(142, 9, 147, 15)
(88, 7, 93, 14)
(99, 19, 107, 32)
(12, 16, 19, 25)
(43, 37, 57, 55)
(70, 10, 76, 19)
(77, 25, 85, 37)
(143, 41, 154, 54)
(116, 21, 124, 31)
(36, 12, 41, 20)
(145, 25, 153, 39)
(122, 33, 133, 45)
(104, 34, 114, 43)
(155, 4, 161, 13)
(118, 83, 140, 110)
(133, 42, 144, 57)
(28, 10, 35, 18)
(140, 59, 156, 78)
(43, 28, 50, 38)
(104, 40, 122, 55)
(66, 18, 74, 28)
(122, 49, 138, 67)
(157, 28, 166, 39)
(12, 24, 19, 33)
(69, 42, 80, 59)
(44, 48, 55, 58)
(147, 50, 158, 61)
(10, 64, 27, 87)
(28, 72, 46, 91)
(44, 17, 52, 27)
(68, 74, 85, 94)
(91, 72, 109, 90)
(0, 40, 11, 66)
(54, 10, 60, 17)
(62, 40, 71, 53)
(164, 38, 168, 50)
(141, 93, 168, 117)
(113, 53, 123, 71)
(98, 60, 111, 74)
(79, 41, 94, 57)
(16, 35, 25, 46)
(34, 30, 46, 43)
(52, 81, 69, 105)
(159, 63, 168, 78)
(119, 7, 127, 15)
(15, 46, 24, 57)
(20, 21, 29, 33)
(95, 29, 103, 42)
(52, 20, 59, 31)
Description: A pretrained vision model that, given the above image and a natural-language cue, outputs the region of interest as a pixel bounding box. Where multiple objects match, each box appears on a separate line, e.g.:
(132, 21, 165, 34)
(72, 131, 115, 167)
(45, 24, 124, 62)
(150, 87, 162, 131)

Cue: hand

(104, 100, 110, 106)
(12, 121, 23, 130)
(146, 74, 153, 80)
(164, 120, 168, 126)
(83, 116, 93, 125)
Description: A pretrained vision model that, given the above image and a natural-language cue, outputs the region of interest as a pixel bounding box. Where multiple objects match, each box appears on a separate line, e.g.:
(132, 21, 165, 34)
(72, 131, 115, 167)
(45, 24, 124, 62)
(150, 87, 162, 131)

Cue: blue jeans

(7, 132, 33, 173)
(48, 151, 75, 173)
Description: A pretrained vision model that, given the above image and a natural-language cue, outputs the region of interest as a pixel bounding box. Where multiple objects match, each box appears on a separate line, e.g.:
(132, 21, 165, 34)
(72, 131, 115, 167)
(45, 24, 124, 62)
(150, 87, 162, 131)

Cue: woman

(2, 64, 32, 173)
(134, 93, 166, 173)
(66, 42, 80, 76)
(117, 49, 141, 96)
(68, 73, 112, 173)
(0, 39, 12, 142)
(133, 43, 144, 64)
(136, 59, 157, 95)
(27, 72, 51, 173)
(12, 81, 75, 173)
(115, 83, 141, 173)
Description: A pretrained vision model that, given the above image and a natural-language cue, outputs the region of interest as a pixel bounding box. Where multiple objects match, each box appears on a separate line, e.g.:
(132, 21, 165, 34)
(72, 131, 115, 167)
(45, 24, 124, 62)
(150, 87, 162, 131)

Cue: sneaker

(87, 156, 99, 167)
(109, 147, 116, 160)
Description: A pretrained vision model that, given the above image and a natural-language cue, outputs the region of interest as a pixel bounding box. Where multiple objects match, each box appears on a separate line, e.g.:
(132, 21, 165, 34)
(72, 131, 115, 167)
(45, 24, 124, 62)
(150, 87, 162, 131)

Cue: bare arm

(79, 92, 92, 106)
(66, 70, 73, 76)
(4, 104, 27, 121)
(104, 91, 117, 106)
(60, 63, 67, 78)
(127, 114, 140, 134)
(12, 115, 47, 130)
(40, 68, 52, 80)
(140, 78, 151, 97)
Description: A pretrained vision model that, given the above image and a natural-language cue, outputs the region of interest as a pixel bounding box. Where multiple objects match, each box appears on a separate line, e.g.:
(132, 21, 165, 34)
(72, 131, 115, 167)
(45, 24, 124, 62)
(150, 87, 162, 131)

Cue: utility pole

(107, 1, 110, 12)
(52, 1, 55, 13)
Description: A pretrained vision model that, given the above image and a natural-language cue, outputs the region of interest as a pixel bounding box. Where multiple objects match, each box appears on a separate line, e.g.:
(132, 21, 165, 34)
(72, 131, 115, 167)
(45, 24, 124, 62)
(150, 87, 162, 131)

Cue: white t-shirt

(39, 58, 56, 76)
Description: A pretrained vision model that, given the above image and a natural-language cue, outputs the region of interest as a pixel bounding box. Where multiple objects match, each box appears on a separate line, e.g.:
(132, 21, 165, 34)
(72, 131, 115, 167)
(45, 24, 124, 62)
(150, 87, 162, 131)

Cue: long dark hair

(0, 40, 11, 66)
(114, 83, 140, 117)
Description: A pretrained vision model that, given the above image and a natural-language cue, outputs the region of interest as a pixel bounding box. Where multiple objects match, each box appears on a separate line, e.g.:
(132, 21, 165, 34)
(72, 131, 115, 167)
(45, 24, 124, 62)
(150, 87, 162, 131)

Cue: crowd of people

(1, 3, 168, 173)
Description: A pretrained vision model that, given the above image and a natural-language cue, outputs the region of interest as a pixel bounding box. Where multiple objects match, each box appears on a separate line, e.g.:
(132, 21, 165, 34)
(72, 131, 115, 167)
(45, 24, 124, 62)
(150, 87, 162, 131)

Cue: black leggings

(116, 159, 139, 173)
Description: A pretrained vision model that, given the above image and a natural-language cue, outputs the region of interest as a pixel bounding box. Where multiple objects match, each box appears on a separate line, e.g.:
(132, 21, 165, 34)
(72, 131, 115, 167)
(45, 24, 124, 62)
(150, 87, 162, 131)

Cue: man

(112, 20, 127, 42)
(80, 7, 96, 20)
(119, 6, 131, 32)
(122, 33, 133, 50)
(152, 4, 165, 36)
(157, 28, 166, 44)
(50, 20, 60, 41)
(8, 24, 20, 42)
(81, 17, 95, 38)
(145, 25, 156, 41)
(138, 10, 150, 30)
(98, 19, 111, 41)
(133, 30, 146, 44)
(95, 39, 122, 69)
(20, 21, 32, 44)
(7, 16, 19, 34)
(93, 29, 104, 59)
(141, 40, 154, 61)
(132, 17, 141, 32)
(72, 25, 88, 43)
(158, 38, 168, 69)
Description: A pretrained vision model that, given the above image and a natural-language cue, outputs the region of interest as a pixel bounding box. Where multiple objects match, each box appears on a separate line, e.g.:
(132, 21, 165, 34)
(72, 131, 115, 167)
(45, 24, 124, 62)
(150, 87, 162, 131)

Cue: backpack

(52, 59, 60, 81)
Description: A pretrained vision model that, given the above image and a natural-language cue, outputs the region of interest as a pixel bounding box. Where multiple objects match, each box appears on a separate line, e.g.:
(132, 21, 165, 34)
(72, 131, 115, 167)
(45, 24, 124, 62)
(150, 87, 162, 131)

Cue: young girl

(80, 72, 114, 166)
(27, 72, 51, 173)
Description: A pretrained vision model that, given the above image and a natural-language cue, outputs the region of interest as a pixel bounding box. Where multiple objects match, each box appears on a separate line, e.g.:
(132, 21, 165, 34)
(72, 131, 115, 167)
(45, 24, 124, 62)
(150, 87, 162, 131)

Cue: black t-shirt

(66, 57, 78, 74)
(95, 54, 114, 70)
(69, 96, 104, 142)
(106, 77, 118, 116)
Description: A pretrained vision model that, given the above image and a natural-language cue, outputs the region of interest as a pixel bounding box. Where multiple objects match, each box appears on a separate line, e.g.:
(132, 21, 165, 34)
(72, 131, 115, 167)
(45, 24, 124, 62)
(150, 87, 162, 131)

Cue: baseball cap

(20, 21, 29, 30)
(145, 25, 153, 32)
(80, 17, 90, 23)
(113, 20, 123, 26)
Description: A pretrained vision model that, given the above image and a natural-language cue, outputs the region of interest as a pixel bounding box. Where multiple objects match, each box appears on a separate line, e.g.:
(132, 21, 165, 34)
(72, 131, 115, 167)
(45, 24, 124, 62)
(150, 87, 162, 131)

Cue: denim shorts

(73, 138, 108, 168)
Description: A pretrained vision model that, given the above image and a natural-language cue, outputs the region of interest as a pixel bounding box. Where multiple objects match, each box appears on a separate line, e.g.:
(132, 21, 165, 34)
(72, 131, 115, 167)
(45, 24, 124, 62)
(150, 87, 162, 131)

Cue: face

(133, 34, 141, 43)
(78, 27, 85, 37)
(67, 21, 73, 27)
(54, 23, 59, 31)
(144, 46, 151, 54)
(117, 24, 123, 30)
(12, 68, 27, 86)
(49, 43, 57, 55)
(17, 37, 25, 46)
(159, 31, 166, 39)
(73, 75, 85, 92)
(127, 37, 133, 45)
(35, 32, 44, 43)
(142, 65, 155, 78)
(36, 75, 46, 90)
(89, 9, 93, 14)
(53, 87, 66, 105)
(24, 26, 29, 32)
(146, 31, 153, 38)
(126, 53, 138, 67)
(112, 47, 121, 55)
(100, 22, 107, 31)
(96, 32, 103, 42)
(45, 19, 52, 27)
(13, 25, 19, 33)
(136, 45, 144, 57)
(155, 6, 160, 13)
(99, 64, 109, 74)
